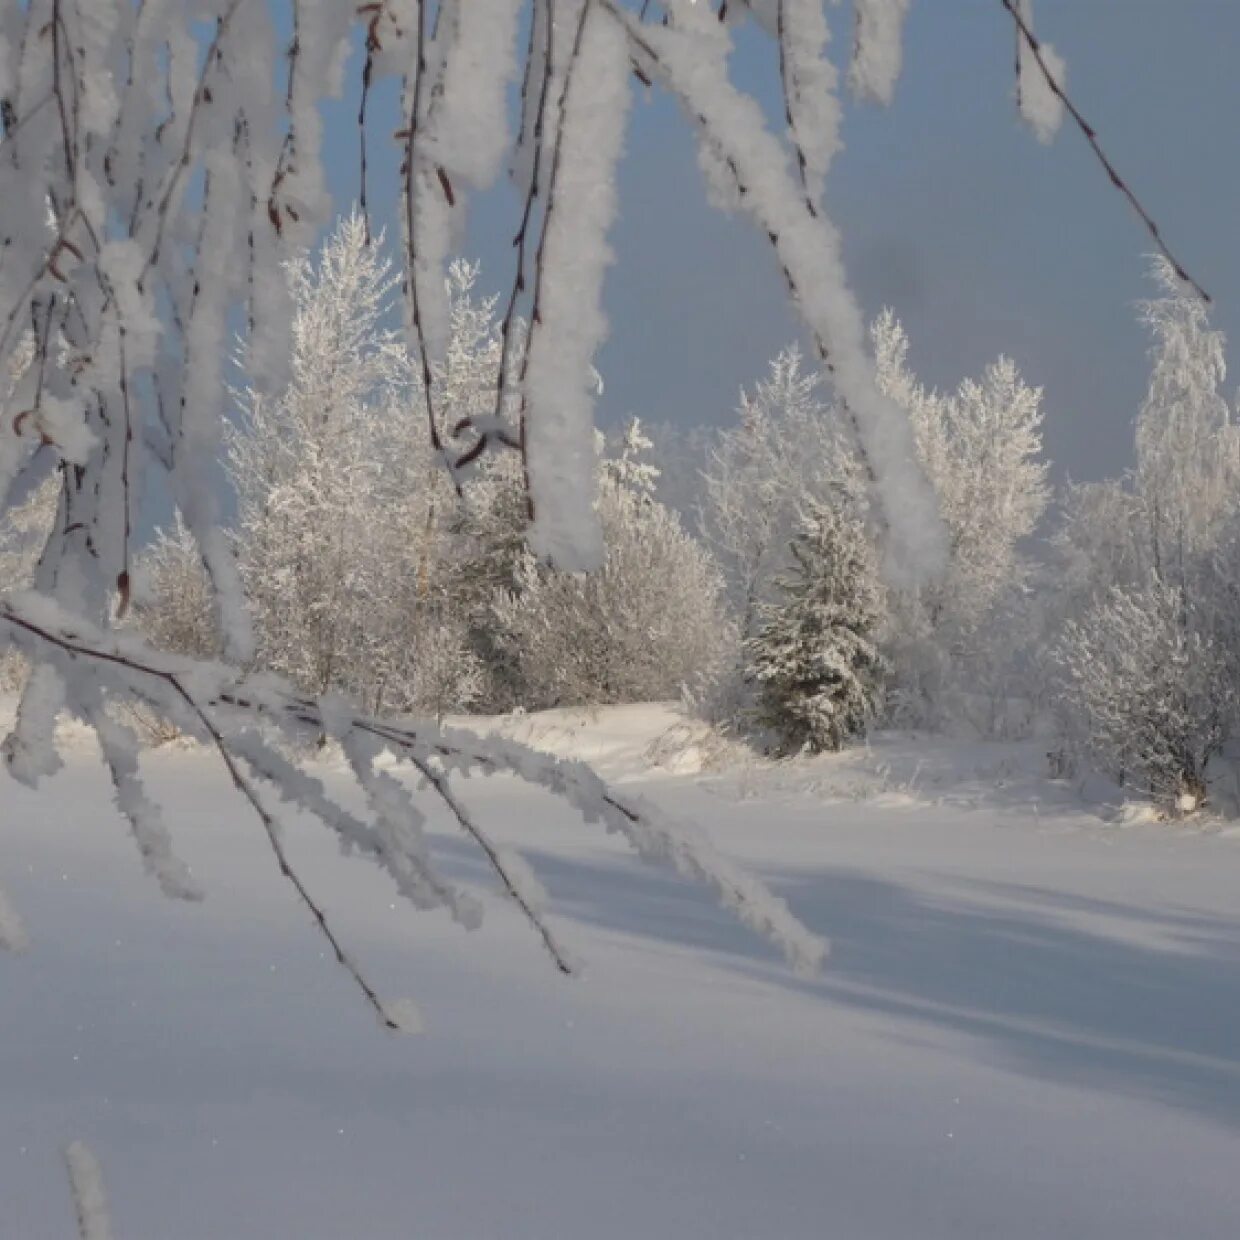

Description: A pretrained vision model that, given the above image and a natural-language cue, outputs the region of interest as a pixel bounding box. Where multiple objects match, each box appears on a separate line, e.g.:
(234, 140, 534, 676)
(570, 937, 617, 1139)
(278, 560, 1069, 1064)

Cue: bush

(493, 480, 730, 710)
(1052, 583, 1236, 813)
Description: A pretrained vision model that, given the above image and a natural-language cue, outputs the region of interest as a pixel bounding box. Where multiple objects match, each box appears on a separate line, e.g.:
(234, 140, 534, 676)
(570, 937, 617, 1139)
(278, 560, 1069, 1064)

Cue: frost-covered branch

(1, 592, 828, 997)
(0, 0, 1202, 587)
(604, 1, 946, 584)
(0, 880, 29, 953)
(63, 1141, 113, 1240)
(409, 752, 578, 975)
(1001, 0, 1209, 301)
(0, 0, 1202, 1025)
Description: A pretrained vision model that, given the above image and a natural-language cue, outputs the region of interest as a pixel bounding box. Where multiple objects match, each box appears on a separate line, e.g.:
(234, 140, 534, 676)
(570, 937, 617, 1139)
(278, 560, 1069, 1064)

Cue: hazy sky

(322, 2, 1240, 484)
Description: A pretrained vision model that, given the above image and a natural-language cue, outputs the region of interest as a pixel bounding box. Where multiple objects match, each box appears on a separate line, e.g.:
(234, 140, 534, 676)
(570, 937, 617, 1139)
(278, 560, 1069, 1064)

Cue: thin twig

(1, 604, 399, 1030)
(514, 0, 597, 520)
(411, 754, 576, 975)
(999, 0, 1208, 301)
(467, 0, 553, 473)
(403, 0, 451, 470)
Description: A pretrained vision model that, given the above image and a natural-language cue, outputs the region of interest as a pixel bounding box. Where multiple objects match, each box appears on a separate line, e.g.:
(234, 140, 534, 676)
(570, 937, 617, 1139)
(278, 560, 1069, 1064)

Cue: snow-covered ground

(3, 703, 1239, 1239)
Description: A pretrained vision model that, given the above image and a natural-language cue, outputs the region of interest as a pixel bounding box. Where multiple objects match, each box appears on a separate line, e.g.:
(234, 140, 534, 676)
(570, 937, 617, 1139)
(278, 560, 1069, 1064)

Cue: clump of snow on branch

(0, 882, 29, 953)
(778, 0, 843, 200)
(1015, 0, 1067, 144)
(427, 0, 525, 190)
(3, 661, 66, 786)
(407, 0, 525, 375)
(849, 0, 913, 106)
(524, 6, 632, 570)
(63, 1141, 114, 1240)
(89, 705, 204, 902)
(380, 997, 426, 1036)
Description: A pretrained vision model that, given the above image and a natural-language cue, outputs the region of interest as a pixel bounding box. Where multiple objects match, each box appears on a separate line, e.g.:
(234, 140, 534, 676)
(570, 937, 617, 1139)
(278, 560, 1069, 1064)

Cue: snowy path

(2, 724, 1239, 1239)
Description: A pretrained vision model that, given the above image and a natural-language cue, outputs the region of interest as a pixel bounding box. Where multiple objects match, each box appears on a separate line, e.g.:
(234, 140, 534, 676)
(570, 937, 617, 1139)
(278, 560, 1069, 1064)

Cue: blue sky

(320, 3, 1240, 483)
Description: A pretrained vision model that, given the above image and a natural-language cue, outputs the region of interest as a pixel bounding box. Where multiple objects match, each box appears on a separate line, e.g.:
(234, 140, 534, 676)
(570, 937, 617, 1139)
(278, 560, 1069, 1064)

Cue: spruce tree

(746, 501, 887, 754)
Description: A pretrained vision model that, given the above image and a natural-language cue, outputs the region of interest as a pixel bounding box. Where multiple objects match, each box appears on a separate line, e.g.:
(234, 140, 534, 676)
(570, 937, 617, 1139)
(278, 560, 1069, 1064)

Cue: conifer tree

(746, 500, 887, 755)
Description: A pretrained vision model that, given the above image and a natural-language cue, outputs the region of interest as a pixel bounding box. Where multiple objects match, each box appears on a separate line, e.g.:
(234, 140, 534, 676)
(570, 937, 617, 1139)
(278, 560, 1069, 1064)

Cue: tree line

(4, 221, 1233, 817)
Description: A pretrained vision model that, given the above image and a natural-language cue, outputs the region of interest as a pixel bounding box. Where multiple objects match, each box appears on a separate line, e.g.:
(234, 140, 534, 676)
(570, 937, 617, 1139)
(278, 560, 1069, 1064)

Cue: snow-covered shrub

(1052, 583, 1236, 814)
(745, 499, 887, 755)
(493, 425, 730, 710)
(390, 606, 487, 724)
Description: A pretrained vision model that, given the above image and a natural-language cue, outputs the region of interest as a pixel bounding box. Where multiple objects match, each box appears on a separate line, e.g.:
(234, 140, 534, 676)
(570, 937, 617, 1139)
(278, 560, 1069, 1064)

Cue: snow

(524, 5, 632, 571)
(0, 880, 28, 952)
(426, 0, 524, 190)
(778, 0, 842, 200)
(1016, 0, 1067, 144)
(849, 0, 912, 106)
(62, 1141, 112, 1240)
(627, 10, 949, 588)
(3, 700, 1240, 1238)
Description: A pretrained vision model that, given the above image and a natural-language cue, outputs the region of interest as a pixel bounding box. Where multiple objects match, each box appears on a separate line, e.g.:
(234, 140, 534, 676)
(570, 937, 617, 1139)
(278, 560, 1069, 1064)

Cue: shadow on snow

(431, 832, 1240, 1132)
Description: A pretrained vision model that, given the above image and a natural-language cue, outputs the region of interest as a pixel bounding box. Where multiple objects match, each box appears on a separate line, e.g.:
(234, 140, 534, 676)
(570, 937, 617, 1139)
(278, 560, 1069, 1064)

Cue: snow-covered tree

(0, 474, 59, 596)
(746, 498, 887, 755)
(1135, 257, 1240, 580)
(1047, 259, 1240, 800)
(0, 334, 57, 598)
(493, 422, 730, 709)
(131, 518, 219, 661)
(0, 473, 58, 691)
(1052, 583, 1235, 814)
(1054, 478, 1151, 606)
(874, 310, 1051, 620)
(872, 310, 1051, 728)
(230, 214, 417, 708)
(0, 9, 1202, 1222)
(1057, 259, 1240, 609)
(228, 219, 492, 718)
(1053, 262, 1240, 615)
(702, 345, 862, 645)
(642, 421, 713, 524)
